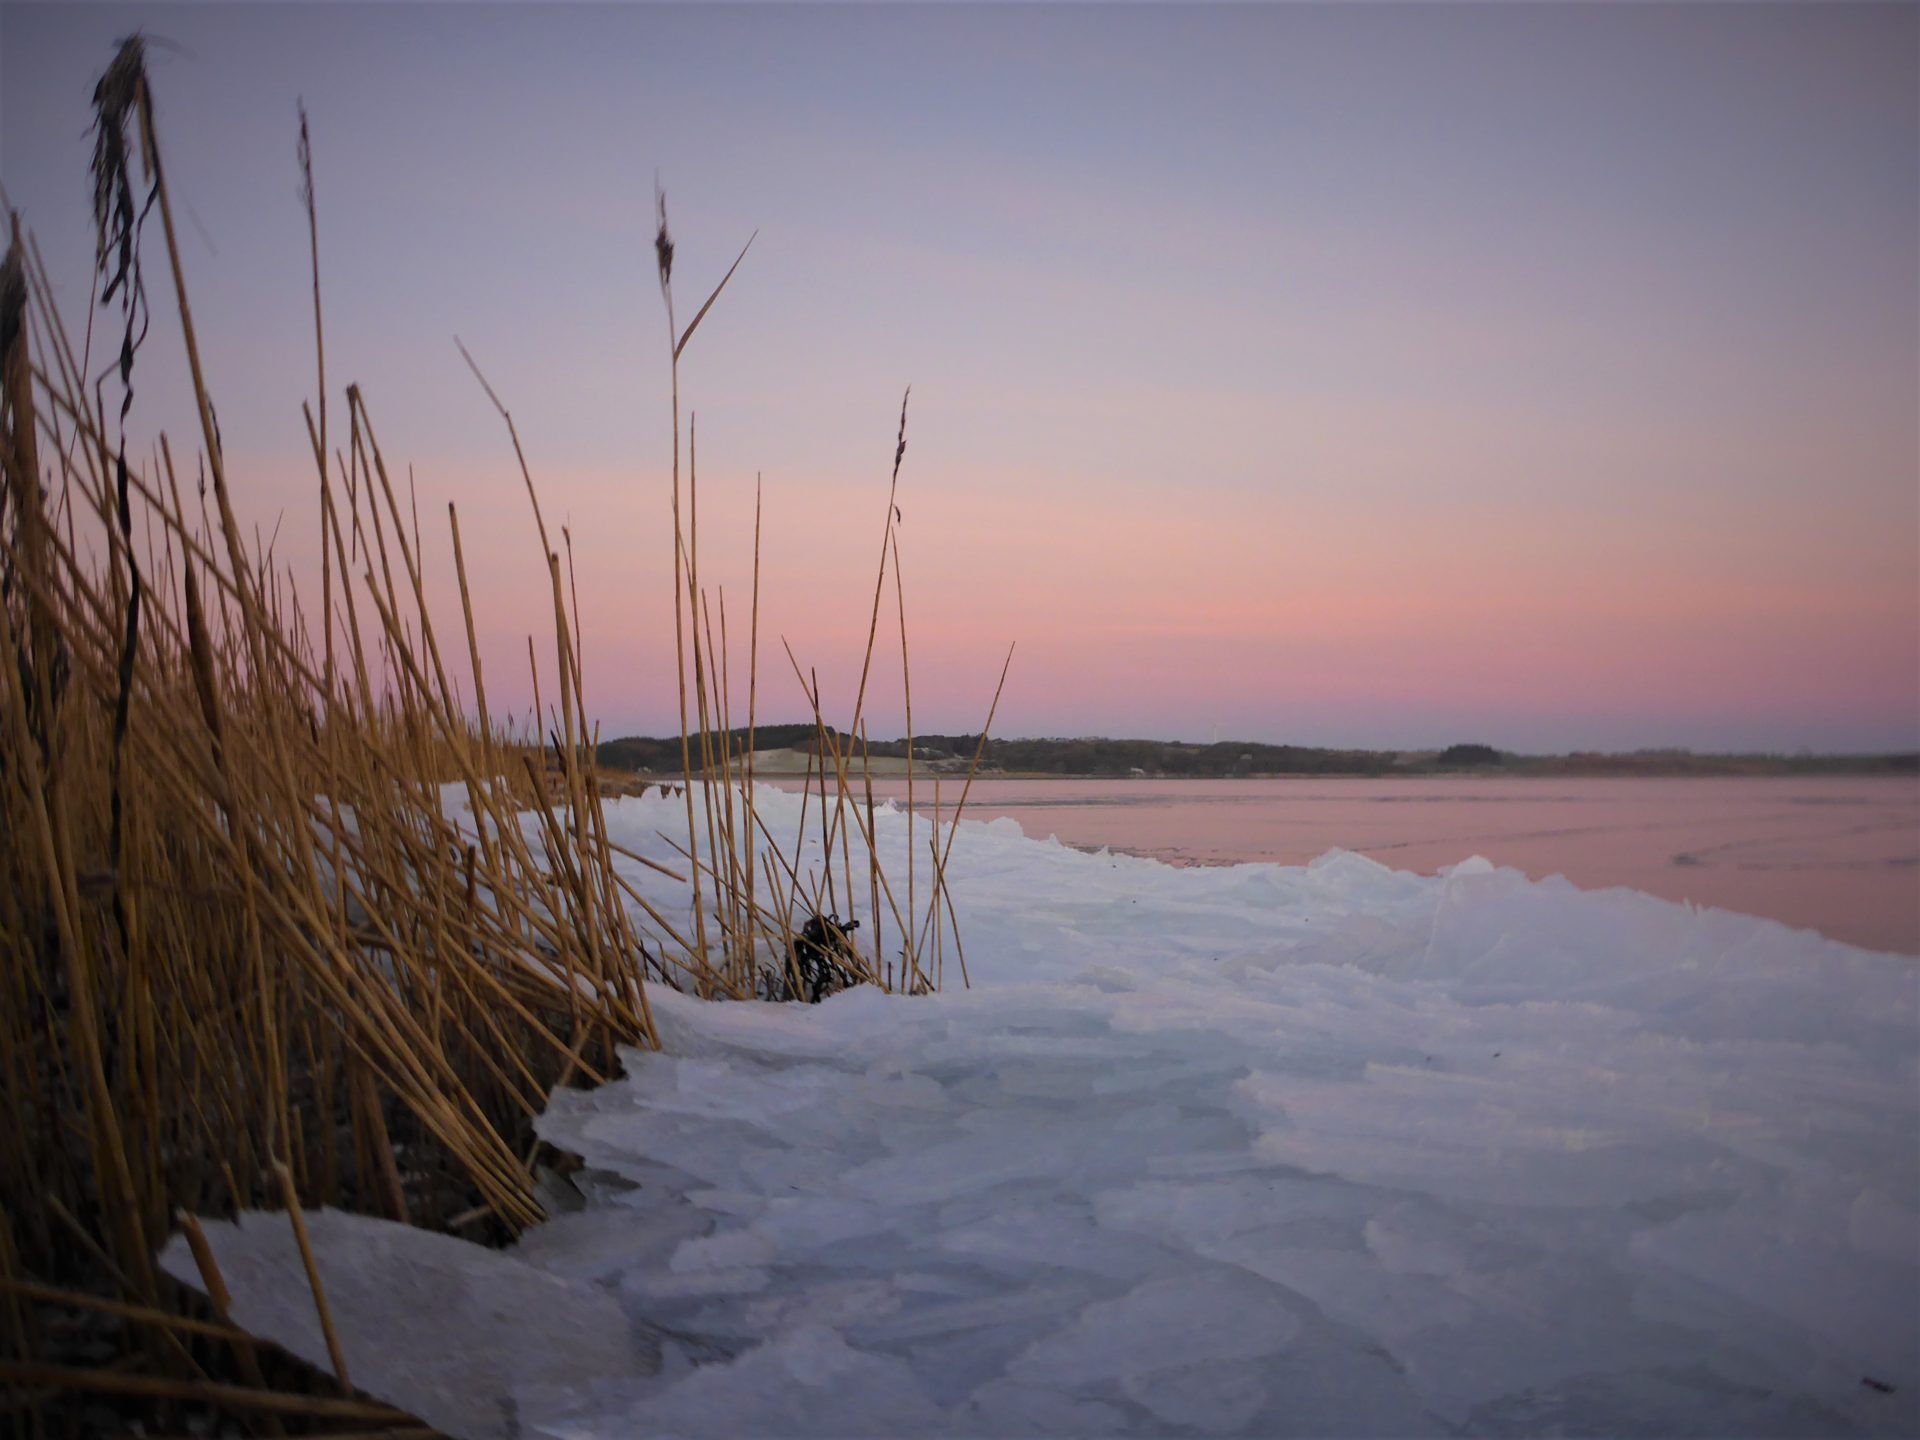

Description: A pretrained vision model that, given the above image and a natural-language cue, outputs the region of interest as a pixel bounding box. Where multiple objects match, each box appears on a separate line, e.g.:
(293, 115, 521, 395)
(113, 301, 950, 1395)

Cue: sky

(3, 2, 1915, 753)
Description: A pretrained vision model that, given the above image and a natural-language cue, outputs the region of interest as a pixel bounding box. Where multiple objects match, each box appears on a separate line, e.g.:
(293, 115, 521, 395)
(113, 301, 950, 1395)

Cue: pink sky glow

(4, 3, 1915, 753)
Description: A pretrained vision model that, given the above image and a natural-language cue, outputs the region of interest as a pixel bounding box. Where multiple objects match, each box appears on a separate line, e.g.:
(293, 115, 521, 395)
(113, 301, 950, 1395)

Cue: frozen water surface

(859, 774, 1920, 955)
(164, 784, 1920, 1437)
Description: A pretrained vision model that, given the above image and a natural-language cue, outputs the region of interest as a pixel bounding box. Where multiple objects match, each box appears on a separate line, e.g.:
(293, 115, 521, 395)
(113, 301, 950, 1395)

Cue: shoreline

(659, 763, 1919, 784)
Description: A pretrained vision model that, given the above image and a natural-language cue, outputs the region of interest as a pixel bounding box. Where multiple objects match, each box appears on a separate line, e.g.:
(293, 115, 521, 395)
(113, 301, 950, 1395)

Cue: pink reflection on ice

(853, 775, 1920, 955)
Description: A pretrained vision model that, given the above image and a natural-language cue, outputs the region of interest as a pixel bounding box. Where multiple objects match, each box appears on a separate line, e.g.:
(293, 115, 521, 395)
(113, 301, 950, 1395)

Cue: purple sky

(4, 3, 1916, 752)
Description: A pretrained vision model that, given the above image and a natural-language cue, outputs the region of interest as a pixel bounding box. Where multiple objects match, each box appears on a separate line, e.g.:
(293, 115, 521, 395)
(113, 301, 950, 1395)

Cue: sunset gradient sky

(5, 3, 1915, 752)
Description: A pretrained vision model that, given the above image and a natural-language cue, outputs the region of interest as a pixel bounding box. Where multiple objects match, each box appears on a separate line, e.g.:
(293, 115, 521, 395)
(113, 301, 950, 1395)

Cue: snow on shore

(164, 784, 1918, 1437)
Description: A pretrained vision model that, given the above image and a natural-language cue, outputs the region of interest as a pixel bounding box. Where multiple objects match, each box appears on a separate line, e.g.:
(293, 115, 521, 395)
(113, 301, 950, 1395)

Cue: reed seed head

(655, 186, 674, 290)
(91, 36, 146, 264)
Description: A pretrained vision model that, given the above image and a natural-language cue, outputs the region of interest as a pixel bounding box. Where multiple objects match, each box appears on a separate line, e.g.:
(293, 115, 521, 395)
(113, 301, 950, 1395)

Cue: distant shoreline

(599, 728, 1918, 783)
(829, 765, 1920, 783)
(905, 764, 1918, 781)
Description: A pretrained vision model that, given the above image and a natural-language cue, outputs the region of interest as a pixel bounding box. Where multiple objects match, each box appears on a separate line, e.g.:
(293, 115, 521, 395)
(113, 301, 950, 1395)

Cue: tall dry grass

(1, 36, 1004, 1433)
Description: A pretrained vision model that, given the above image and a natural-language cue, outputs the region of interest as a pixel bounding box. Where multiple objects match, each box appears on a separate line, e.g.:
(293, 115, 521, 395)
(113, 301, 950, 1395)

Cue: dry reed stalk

(272, 1161, 349, 1387)
(911, 642, 1016, 970)
(893, 526, 918, 985)
(744, 475, 765, 974)
(655, 192, 713, 976)
(173, 1215, 242, 1344)
(0, 1278, 246, 1345)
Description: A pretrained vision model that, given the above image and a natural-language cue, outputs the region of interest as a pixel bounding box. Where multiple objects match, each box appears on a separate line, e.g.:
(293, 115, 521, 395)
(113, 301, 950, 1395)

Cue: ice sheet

(165, 782, 1920, 1437)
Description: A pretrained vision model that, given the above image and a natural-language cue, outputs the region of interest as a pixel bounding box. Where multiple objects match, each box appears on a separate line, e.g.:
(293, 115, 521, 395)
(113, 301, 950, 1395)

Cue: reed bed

(2, 37, 1003, 1434)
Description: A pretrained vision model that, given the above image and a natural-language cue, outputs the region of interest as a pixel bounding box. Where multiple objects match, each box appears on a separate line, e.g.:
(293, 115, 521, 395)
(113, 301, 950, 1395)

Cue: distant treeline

(869, 736, 1404, 776)
(597, 723, 825, 774)
(598, 728, 1919, 779)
